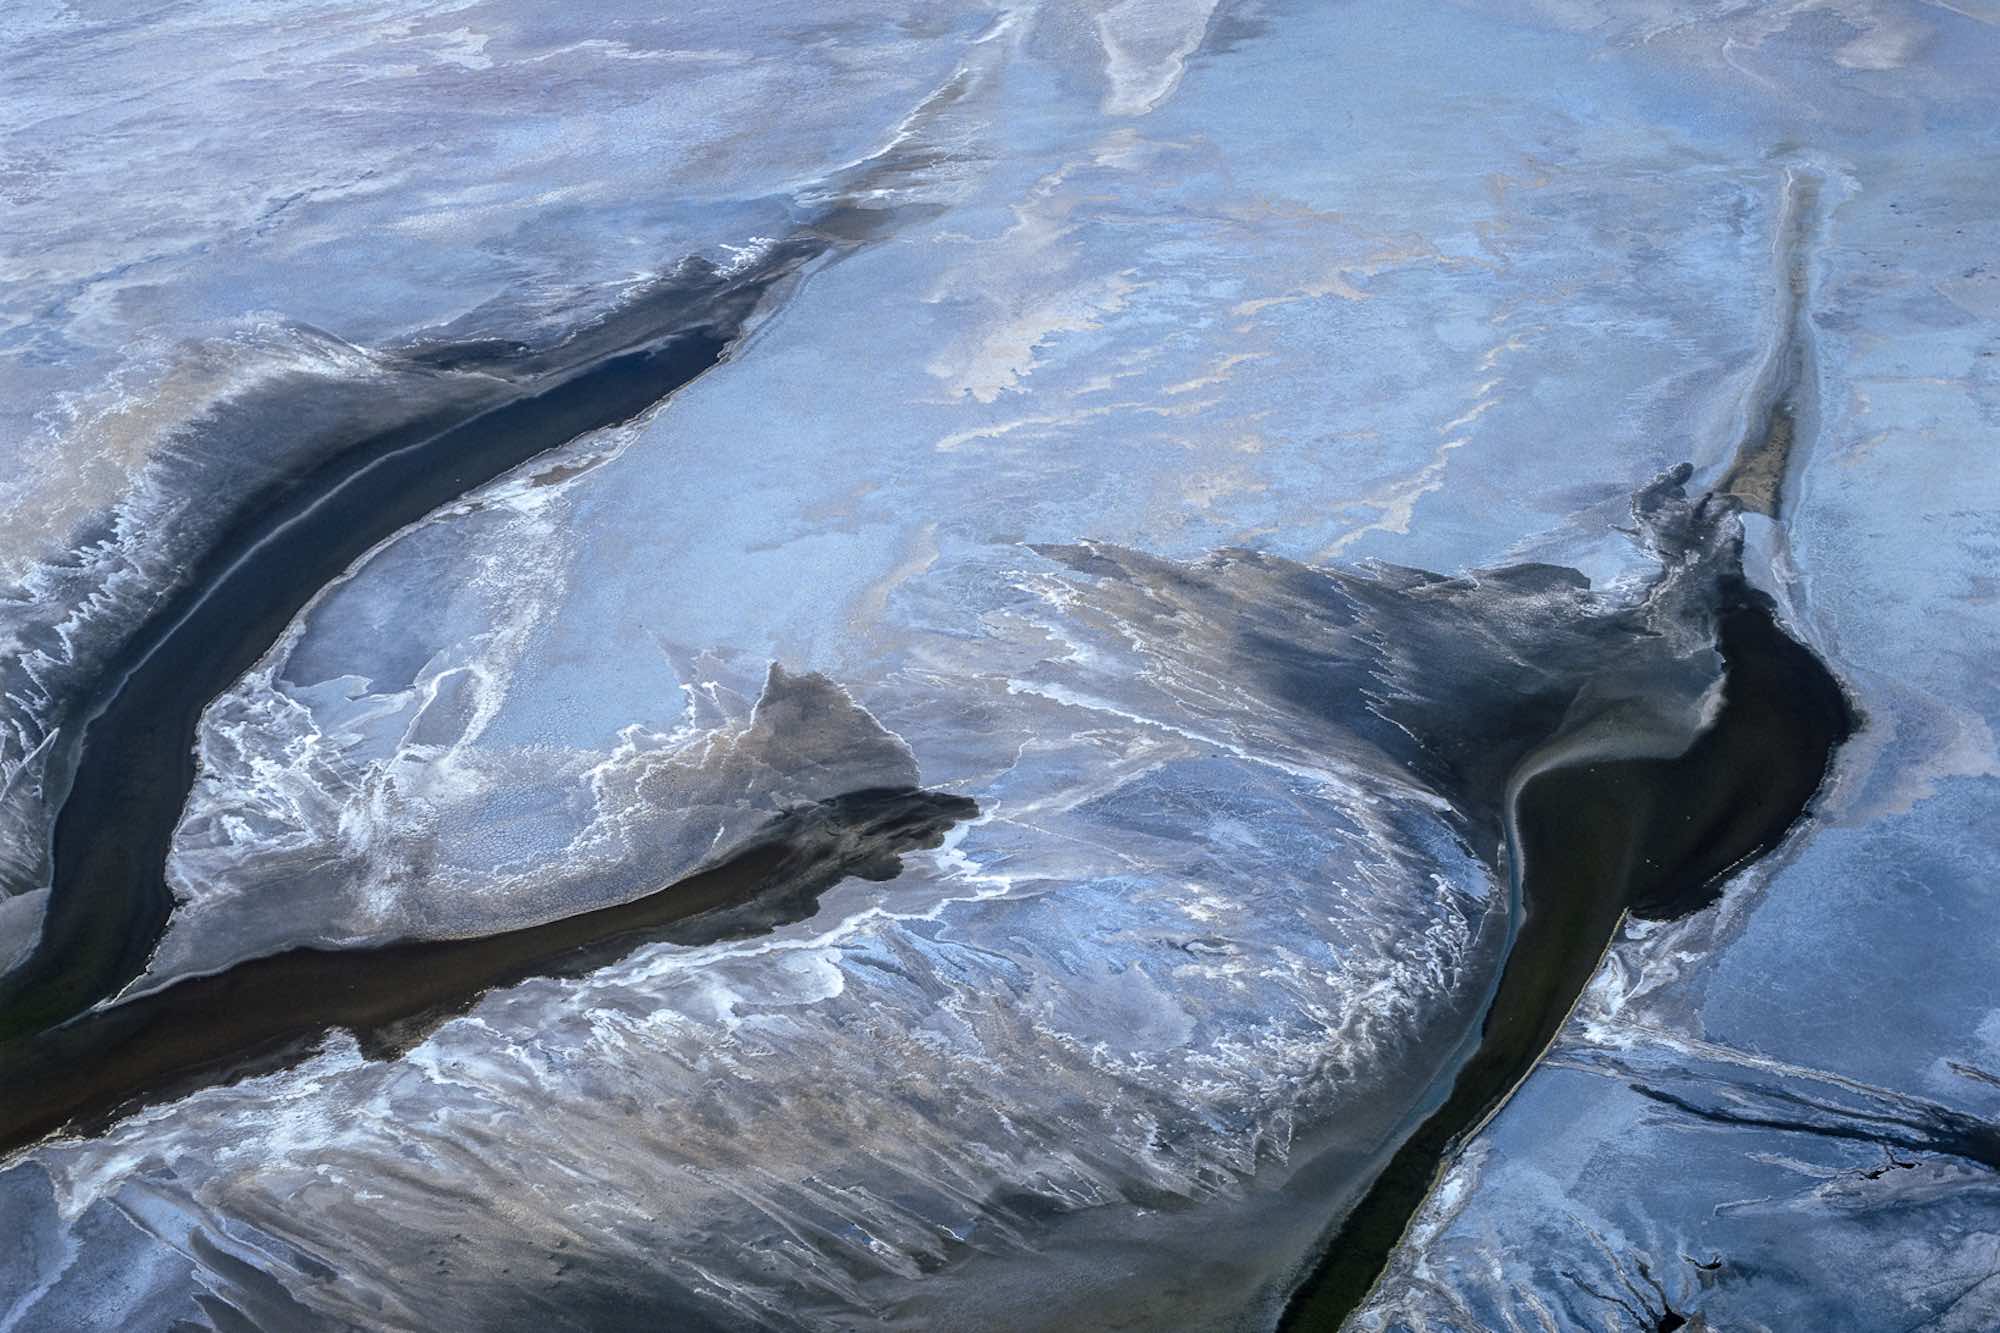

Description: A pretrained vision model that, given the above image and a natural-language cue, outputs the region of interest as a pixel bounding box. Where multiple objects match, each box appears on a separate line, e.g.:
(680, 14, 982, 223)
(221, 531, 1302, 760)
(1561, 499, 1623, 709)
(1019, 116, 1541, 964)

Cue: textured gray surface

(2, 1, 1996, 1329)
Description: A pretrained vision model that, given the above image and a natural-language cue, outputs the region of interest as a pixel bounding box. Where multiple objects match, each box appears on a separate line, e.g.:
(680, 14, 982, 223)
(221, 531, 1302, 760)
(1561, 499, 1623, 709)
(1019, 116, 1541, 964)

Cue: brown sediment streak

(1281, 564, 1855, 1330)
(1718, 167, 1824, 517)
(0, 786, 977, 1158)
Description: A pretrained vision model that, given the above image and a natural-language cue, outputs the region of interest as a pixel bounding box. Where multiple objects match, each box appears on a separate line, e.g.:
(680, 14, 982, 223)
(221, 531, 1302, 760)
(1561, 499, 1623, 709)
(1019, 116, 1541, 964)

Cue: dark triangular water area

(1280, 517, 1855, 1329)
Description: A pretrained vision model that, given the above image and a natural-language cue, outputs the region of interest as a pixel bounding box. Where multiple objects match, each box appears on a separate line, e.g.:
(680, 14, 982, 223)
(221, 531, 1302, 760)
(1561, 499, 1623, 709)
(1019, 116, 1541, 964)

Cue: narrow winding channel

(0, 238, 826, 1042)
(0, 786, 975, 1155)
(1281, 572, 1854, 1329)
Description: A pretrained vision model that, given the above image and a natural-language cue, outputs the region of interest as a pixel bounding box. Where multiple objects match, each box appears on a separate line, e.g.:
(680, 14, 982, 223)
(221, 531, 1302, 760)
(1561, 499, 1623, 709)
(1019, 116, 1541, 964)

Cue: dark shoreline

(1280, 577, 1855, 1330)
(0, 240, 824, 1042)
(0, 786, 976, 1156)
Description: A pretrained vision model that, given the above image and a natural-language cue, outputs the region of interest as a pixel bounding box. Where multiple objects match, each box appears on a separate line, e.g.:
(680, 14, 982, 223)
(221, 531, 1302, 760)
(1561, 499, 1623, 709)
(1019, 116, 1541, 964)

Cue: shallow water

(2, 3, 1995, 1330)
